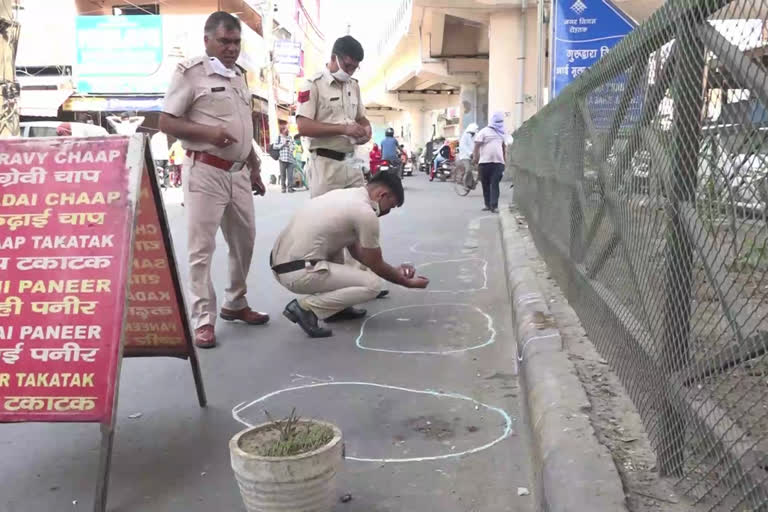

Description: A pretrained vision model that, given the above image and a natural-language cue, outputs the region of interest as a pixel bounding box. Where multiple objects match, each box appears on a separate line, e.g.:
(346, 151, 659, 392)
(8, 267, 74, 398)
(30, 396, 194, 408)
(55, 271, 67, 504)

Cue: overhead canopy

(19, 89, 73, 117)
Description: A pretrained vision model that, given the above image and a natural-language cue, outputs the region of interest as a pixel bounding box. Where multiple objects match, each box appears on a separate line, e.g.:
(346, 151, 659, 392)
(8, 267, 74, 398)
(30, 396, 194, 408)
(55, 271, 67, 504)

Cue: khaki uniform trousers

(183, 157, 255, 328)
(274, 260, 382, 319)
(307, 153, 365, 198)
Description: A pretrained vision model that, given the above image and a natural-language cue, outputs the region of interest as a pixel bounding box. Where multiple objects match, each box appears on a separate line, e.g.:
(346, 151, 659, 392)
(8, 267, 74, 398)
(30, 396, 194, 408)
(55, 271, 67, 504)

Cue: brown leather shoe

(194, 325, 216, 349)
(220, 307, 270, 325)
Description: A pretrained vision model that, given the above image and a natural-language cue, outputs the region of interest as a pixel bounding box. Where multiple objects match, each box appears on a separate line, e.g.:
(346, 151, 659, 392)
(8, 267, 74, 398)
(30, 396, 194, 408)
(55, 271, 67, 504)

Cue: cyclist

(457, 123, 478, 184)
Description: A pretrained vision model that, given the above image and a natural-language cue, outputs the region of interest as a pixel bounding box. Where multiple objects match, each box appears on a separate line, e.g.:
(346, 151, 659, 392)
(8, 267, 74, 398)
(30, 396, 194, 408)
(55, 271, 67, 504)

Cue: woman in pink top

(472, 112, 507, 213)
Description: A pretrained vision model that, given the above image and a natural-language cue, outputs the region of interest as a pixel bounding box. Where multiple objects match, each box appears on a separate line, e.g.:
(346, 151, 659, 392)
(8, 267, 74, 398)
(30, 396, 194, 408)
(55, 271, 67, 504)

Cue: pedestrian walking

(473, 112, 507, 213)
(295, 35, 372, 198)
(158, 11, 269, 349)
(276, 123, 296, 193)
(271, 172, 429, 338)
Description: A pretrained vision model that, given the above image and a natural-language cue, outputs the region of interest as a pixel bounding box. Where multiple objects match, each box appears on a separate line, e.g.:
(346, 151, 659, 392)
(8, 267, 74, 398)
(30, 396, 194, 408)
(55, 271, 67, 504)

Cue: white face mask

(331, 55, 351, 82)
(209, 57, 236, 78)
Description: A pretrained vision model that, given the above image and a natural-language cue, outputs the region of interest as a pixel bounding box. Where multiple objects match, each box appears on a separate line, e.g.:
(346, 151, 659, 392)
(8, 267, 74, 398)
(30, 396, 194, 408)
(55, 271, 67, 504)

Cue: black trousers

(479, 162, 504, 209)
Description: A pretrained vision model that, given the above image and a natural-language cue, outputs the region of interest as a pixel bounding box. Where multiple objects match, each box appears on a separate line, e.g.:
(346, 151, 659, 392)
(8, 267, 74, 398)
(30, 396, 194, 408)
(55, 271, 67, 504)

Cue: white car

(19, 121, 108, 138)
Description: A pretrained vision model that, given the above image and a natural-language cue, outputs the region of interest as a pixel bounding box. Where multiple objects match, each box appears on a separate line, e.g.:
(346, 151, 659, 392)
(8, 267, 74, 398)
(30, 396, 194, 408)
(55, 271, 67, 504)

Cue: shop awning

(19, 88, 73, 117)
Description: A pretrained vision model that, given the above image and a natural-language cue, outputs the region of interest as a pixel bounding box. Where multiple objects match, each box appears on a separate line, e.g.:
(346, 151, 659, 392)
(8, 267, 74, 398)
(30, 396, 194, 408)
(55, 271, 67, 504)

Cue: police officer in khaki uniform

(159, 11, 269, 349)
(296, 36, 372, 198)
(271, 172, 430, 338)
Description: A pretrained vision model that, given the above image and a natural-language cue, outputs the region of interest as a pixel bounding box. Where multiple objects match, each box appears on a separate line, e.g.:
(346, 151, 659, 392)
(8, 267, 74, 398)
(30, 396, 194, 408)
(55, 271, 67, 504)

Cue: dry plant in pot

(229, 409, 344, 512)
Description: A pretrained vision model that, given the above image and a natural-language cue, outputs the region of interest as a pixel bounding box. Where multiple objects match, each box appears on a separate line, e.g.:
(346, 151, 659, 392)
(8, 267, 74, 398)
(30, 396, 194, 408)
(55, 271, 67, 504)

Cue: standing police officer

(159, 11, 269, 349)
(296, 36, 372, 198)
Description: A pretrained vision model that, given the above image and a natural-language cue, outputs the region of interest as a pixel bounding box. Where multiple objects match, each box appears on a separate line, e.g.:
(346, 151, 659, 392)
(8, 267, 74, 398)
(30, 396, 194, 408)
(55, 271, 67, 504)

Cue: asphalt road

(1, 173, 531, 512)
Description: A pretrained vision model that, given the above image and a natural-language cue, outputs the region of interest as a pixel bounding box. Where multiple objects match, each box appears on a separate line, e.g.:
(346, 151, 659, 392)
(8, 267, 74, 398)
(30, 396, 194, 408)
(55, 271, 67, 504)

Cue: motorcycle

(418, 153, 430, 174)
(403, 160, 414, 176)
(378, 159, 403, 179)
(430, 159, 453, 182)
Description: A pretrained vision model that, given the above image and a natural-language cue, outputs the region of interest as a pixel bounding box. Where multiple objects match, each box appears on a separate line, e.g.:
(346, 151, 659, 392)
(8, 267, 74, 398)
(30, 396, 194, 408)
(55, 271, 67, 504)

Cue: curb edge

(499, 206, 628, 512)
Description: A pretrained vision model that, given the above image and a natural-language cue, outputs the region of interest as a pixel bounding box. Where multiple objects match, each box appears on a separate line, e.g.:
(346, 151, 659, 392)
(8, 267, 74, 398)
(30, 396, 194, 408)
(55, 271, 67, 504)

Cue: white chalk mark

(409, 240, 450, 256)
(517, 333, 561, 362)
(231, 381, 514, 463)
(356, 303, 496, 355)
(416, 258, 488, 293)
(290, 373, 335, 383)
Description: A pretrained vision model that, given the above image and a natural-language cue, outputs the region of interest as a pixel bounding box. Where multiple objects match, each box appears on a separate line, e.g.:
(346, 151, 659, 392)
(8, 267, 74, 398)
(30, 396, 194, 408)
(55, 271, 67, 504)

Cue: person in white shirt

(457, 122, 478, 185)
(472, 113, 507, 213)
(150, 131, 169, 167)
(107, 112, 145, 135)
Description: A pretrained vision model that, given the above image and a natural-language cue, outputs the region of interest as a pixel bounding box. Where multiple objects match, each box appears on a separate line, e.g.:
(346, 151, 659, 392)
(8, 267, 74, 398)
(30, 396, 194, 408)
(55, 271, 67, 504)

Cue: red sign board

(124, 169, 190, 357)
(0, 136, 140, 423)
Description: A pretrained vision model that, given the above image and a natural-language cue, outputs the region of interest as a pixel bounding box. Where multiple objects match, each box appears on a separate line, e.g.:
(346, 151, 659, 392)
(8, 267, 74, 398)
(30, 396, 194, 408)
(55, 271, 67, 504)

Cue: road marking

(356, 303, 496, 355)
(416, 257, 488, 293)
(231, 381, 514, 463)
(409, 240, 450, 256)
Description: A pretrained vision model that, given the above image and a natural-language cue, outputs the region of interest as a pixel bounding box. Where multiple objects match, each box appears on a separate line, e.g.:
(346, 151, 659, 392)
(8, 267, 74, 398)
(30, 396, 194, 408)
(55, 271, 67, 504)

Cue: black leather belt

(270, 252, 319, 274)
(312, 148, 346, 161)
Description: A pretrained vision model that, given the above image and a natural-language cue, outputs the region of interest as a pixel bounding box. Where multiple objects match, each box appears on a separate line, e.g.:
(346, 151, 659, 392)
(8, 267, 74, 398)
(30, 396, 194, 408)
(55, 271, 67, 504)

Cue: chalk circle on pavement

(356, 304, 496, 355)
(416, 258, 488, 293)
(231, 381, 514, 463)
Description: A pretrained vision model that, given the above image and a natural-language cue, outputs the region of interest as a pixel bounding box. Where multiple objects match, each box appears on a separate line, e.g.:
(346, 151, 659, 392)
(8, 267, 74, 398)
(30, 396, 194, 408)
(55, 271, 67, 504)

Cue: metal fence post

(658, 18, 706, 477)
(570, 105, 586, 261)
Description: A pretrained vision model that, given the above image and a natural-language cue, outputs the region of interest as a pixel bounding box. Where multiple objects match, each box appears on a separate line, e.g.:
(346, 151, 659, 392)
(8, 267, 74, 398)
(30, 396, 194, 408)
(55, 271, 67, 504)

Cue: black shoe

(325, 307, 367, 322)
(288, 188, 295, 193)
(482, 206, 491, 211)
(491, 207, 499, 213)
(281, 188, 286, 193)
(377, 290, 389, 299)
(283, 299, 332, 338)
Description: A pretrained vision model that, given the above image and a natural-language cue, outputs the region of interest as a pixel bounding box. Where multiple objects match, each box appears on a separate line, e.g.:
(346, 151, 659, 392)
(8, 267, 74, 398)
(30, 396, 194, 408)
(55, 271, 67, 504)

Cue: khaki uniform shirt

(296, 66, 365, 154)
(272, 187, 379, 265)
(163, 57, 253, 162)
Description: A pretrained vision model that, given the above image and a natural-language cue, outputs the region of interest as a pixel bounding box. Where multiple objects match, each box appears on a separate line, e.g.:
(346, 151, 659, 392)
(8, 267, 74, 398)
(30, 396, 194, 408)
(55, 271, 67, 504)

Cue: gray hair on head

(204, 11, 241, 35)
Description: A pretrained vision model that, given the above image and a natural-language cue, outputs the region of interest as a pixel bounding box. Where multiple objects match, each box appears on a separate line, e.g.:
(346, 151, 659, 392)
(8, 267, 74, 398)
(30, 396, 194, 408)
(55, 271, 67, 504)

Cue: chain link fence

(510, 1, 768, 510)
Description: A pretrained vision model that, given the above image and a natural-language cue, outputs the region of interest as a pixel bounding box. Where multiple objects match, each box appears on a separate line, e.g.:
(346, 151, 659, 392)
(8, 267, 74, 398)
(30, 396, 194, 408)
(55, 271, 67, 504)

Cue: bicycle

(453, 161, 479, 196)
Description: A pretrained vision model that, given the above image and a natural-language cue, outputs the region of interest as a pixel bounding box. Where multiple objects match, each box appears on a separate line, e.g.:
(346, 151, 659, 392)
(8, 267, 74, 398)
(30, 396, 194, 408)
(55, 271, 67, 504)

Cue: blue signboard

(75, 16, 164, 94)
(551, 0, 635, 98)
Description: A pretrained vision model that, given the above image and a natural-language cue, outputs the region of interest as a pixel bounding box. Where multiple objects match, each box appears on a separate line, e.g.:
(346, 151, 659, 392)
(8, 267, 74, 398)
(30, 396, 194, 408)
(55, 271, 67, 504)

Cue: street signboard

(0, 134, 205, 511)
(75, 15, 165, 94)
(274, 39, 303, 75)
(550, 0, 636, 99)
(124, 160, 193, 359)
(0, 136, 140, 423)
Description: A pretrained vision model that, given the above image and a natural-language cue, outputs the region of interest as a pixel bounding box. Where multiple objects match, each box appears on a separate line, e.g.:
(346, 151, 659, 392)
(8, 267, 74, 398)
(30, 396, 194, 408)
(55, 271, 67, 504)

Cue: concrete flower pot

(229, 420, 344, 512)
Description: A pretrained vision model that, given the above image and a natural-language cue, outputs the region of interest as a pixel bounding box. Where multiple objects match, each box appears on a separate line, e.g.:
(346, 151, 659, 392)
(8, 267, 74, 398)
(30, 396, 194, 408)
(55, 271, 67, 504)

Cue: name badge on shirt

(211, 87, 225, 92)
(329, 97, 340, 102)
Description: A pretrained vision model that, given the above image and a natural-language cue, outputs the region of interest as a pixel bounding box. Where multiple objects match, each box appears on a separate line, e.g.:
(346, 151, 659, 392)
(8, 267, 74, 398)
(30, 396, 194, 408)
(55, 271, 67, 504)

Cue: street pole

(263, 0, 279, 144)
(0, 0, 20, 137)
(536, 0, 545, 111)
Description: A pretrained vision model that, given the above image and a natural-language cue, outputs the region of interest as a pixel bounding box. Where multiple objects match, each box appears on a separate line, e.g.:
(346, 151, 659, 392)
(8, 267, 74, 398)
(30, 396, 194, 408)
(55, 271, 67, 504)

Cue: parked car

(20, 121, 108, 138)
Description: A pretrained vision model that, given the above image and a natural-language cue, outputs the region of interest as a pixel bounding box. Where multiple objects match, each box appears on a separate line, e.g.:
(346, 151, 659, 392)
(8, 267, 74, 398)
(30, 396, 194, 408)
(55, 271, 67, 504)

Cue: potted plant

(229, 409, 344, 512)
